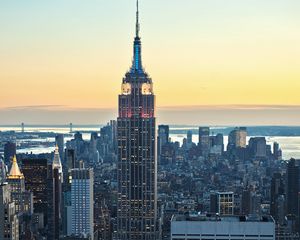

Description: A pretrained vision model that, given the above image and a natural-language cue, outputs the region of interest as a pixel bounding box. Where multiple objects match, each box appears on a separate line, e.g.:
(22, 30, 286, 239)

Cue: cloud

(158, 104, 300, 111)
(3, 105, 67, 110)
(0, 104, 299, 125)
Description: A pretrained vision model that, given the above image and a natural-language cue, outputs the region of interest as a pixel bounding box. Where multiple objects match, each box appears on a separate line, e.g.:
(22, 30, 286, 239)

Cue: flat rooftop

(172, 213, 274, 223)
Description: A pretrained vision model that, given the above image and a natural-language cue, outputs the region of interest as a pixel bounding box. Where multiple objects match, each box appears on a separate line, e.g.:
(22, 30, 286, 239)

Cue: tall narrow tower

(117, 1, 158, 239)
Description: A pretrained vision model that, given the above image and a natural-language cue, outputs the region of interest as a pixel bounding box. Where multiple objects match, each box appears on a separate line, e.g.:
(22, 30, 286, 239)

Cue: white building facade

(70, 168, 94, 239)
(171, 213, 275, 240)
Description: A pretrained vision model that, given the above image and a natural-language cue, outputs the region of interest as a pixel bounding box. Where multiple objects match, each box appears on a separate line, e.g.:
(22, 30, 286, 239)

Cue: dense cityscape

(1, 1, 300, 240)
(1, 123, 300, 240)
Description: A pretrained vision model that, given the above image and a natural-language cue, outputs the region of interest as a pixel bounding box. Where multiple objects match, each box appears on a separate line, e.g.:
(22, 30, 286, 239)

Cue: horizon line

(1, 104, 300, 111)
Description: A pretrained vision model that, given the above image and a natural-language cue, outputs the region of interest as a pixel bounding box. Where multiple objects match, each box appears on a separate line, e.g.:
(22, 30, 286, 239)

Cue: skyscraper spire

(136, 0, 140, 38)
(117, 1, 158, 238)
(131, 0, 143, 73)
(53, 145, 63, 175)
(7, 155, 24, 179)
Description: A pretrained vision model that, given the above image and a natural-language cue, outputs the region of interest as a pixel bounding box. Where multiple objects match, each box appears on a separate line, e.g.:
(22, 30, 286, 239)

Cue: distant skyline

(0, 104, 300, 125)
(0, 0, 300, 124)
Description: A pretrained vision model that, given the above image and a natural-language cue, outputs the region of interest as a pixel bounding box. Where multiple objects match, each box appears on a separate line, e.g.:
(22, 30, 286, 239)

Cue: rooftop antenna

(136, 0, 140, 38)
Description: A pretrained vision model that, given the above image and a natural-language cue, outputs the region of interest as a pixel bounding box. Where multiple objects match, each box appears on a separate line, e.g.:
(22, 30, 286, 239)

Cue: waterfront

(0, 125, 300, 160)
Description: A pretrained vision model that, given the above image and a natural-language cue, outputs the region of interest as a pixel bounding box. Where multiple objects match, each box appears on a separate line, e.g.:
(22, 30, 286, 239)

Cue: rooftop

(172, 212, 274, 223)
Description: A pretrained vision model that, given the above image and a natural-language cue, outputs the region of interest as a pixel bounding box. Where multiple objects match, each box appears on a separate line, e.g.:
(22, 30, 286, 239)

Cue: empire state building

(116, 1, 158, 239)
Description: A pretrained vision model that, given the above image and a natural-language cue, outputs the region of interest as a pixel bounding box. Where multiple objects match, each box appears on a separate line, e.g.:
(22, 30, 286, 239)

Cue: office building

(210, 191, 234, 215)
(249, 137, 267, 158)
(0, 182, 19, 240)
(22, 158, 48, 221)
(171, 213, 275, 240)
(4, 142, 16, 165)
(158, 125, 170, 159)
(66, 149, 76, 170)
(198, 127, 210, 157)
(286, 159, 299, 233)
(49, 147, 63, 240)
(116, 1, 158, 239)
(270, 173, 284, 223)
(70, 168, 94, 239)
(55, 134, 65, 162)
(6, 156, 32, 214)
(0, 159, 6, 183)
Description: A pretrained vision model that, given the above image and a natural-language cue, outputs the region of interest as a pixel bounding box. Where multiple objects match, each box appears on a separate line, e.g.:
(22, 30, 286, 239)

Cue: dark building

(248, 137, 267, 158)
(273, 142, 282, 160)
(116, 1, 158, 239)
(55, 134, 64, 162)
(241, 189, 251, 215)
(4, 141, 16, 165)
(198, 127, 210, 157)
(22, 158, 48, 222)
(187, 131, 193, 145)
(158, 125, 169, 160)
(270, 172, 285, 223)
(66, 148, 75, 168)
(47, 164, 62, 240)
(47, 164, 54, 240)
(286, 159, 299, 233)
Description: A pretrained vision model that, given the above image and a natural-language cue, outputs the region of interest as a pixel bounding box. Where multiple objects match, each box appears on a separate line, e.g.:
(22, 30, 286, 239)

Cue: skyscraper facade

(157, 125, 169, 161)
(286, 159, 299, 233)
(116, 1, 158, 239)
(4, 142, 16, 165)
(198, 127, 210, 157)
(0, 182, 19, 240)
(6, 156, 32, 215)
(228, 127, 247, 149)
(55, 134, 65, 162)
(70, 168, 94, 239)
(52, 147, 63, 240)
(22, 158, 48, 221)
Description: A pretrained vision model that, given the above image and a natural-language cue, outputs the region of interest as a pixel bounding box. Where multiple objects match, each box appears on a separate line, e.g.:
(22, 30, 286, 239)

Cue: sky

(0, 0, 299, 125)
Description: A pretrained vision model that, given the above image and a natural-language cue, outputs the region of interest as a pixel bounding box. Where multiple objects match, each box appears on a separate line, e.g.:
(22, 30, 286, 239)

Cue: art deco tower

(117, 1, 158, 239)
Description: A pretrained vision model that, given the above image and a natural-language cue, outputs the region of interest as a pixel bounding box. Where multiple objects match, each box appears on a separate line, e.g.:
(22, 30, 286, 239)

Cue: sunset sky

(0, 0, 299, 125)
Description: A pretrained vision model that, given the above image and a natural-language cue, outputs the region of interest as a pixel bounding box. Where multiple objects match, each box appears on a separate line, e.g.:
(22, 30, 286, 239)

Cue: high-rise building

(6, 156, 32, 215)
(47, 162, 63, 240)
(0, 159, 6, 184)
(270, 173, 284, 223)
(210, 191, 234, 215)
(66, 149, 76, 170)
(171, 213, 275, 240)
(158, 125, 169, 159)
(286, 159, 299, 233)
(228, 127, 247, 150)
(22, 158, 48, 222)
(187, 131, 193, 145)
(209, 134, 224, 155)
(53, 145, 63, 179)
(198, 127, 210, 157)
(236, 127, 247, 148)
(55, 134, 65, 163)
(248, 137, 267, 158)
(116, 1, 158, 239)
(70, 167, 94, 239)
(4, 142, 16, 165)
(241, 189, 251, 215)
(51, 147, 63, 240)
(0, 182, 19, 240)
(273, 142, 282, 160)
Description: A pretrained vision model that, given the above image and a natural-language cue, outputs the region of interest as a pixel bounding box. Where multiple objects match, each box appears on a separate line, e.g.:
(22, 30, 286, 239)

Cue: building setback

(116, 0, 158, 239)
